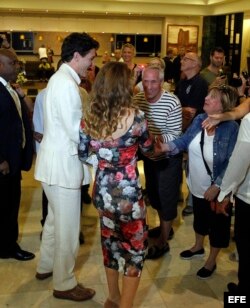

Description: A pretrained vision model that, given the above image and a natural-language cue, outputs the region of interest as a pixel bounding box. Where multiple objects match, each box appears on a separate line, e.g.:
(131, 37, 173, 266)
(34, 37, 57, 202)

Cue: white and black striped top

(134, 90, 182, 160)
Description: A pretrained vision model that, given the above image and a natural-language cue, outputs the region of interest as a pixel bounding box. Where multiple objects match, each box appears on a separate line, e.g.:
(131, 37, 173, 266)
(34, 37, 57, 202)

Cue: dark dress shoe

(146, 243, 170, 259)
(11, 249, 35, 261)
(148, 226, 174, 240)
(227, 282, 239, 294)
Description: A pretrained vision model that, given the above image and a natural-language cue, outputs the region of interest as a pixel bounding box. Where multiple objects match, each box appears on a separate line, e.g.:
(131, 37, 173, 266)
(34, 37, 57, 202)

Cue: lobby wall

(1, 13, 249, 71)
(0, 14, 201, 58)
(241, 18, 250, 71)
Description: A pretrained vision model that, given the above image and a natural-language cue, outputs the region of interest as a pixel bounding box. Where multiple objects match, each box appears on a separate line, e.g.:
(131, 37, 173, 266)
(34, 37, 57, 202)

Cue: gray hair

(142, 64, 164, 81)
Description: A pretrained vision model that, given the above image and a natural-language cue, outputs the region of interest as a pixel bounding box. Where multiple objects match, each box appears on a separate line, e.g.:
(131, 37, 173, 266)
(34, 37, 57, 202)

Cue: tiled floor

(0, 161, 238, 307)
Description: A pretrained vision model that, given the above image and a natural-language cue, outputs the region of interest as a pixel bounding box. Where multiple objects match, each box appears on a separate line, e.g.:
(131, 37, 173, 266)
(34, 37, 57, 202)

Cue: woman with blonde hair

(79, 61, 153, 308)
(121, 43, 142, 85)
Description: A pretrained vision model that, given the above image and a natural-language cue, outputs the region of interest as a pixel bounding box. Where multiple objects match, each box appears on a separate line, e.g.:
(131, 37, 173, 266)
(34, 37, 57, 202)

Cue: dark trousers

(0, 172, 21, 255)
(234, 196, 250, 292)
(192, 195, 232, 248)
(143, 155, 182, 221)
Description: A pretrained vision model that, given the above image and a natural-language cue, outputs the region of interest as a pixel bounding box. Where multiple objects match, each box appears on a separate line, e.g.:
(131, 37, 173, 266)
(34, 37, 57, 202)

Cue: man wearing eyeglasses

(175, 52, 208, 132)
(175, 52, 208, 216)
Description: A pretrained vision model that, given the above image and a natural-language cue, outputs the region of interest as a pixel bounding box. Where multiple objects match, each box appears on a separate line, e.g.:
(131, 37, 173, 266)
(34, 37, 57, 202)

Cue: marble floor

(0, 161, 238, 307)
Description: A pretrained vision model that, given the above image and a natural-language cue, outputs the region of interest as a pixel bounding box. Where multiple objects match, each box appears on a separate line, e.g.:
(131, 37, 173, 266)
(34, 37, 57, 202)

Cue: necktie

(6, 83, 26, 148)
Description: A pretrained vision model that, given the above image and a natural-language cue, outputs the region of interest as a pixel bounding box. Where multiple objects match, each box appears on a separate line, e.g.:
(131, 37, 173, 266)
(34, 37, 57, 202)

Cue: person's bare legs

(204, 246, 220, 270)
(189, 232, 205, 252)
(120, 276, 140, 308)
(104, 267, 121, 307)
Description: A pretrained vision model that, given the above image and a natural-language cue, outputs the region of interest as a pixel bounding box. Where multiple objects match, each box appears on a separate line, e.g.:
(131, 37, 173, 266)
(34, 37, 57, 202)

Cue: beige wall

(1, 13, 249, 71)
(241, 18, 250, 71)
(1, 14, 202, 58)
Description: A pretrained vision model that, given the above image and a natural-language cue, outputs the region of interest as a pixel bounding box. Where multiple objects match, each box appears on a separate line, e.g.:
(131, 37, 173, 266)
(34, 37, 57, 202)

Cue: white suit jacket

(34, 63, 83, 189)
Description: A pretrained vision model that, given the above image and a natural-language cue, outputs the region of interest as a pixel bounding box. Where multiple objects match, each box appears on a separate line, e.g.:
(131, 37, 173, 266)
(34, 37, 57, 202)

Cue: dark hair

(56, 58, 64, 70)
(210, 47, 225, 56)
(61, 32, 99, 62)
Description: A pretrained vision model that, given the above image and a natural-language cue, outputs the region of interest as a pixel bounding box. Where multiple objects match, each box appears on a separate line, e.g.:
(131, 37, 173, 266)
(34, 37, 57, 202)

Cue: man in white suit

(34, 32, 99, 302)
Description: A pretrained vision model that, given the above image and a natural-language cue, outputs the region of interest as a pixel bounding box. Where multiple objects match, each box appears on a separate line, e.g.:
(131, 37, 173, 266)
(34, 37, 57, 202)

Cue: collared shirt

(0, 77, 26, 148)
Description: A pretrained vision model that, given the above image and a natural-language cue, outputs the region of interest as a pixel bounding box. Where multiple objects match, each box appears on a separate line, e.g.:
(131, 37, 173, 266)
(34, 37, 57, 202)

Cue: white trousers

(37, 183, 80, 291)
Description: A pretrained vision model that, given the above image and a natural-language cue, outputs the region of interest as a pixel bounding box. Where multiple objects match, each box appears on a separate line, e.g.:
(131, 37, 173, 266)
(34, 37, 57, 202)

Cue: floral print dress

(79, 110, 153, 277)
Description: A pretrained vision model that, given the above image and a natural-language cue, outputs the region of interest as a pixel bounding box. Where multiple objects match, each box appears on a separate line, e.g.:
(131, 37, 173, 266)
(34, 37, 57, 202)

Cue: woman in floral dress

(79, 62, 153, 308)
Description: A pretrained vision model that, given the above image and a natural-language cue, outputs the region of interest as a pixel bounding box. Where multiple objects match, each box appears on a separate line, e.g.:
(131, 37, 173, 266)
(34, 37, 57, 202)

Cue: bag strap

(200, 129, 214, 184)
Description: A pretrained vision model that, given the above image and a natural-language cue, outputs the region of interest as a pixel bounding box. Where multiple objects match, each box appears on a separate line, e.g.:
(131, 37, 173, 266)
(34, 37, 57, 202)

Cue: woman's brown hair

(84, 61, 138, 139)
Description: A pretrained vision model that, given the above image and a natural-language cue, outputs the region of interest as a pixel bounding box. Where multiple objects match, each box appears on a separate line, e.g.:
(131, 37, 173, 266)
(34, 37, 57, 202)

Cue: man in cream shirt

(34, 32, 99, 302)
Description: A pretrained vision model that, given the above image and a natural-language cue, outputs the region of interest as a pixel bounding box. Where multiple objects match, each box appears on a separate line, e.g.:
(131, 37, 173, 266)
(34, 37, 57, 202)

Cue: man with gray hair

(134, 64, 182, 259)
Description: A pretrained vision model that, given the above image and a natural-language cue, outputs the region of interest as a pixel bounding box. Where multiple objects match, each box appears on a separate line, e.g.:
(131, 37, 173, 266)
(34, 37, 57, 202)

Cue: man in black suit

(0, 48, 35, 261)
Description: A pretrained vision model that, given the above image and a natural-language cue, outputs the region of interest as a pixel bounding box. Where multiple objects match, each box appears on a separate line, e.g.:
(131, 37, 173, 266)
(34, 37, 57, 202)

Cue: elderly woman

(156, 85, 239, 279)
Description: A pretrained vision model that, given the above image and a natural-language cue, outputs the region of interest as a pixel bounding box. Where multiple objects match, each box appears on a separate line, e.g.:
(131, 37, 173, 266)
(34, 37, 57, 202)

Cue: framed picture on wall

(167, 24, 199, 54)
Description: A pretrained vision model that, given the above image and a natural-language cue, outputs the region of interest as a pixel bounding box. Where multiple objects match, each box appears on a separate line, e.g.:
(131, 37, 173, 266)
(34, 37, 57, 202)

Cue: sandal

(146, 243, 170, 259)
(104, 299, 119, 308)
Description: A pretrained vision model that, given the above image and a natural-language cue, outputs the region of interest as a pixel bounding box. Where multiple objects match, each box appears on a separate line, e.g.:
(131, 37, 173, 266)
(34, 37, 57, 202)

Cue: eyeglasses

(182, 57, 197, 62)
(210, 84, 231, 96)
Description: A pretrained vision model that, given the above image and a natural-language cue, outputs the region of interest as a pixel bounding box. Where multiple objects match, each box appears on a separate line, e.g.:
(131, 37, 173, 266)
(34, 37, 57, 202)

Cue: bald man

(0, 48, 34, 261)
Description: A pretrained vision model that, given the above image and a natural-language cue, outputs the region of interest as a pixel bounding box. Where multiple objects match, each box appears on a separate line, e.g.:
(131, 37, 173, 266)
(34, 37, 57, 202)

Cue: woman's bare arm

(202, 98, 250, 130)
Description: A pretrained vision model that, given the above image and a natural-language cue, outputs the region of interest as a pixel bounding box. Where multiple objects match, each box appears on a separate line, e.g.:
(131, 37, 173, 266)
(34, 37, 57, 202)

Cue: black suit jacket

(0, 82, 33, 175)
